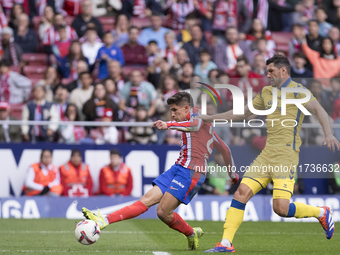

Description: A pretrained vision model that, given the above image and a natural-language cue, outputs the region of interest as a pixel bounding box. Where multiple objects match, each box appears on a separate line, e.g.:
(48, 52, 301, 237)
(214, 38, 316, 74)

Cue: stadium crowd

(0, 0, 340, 147)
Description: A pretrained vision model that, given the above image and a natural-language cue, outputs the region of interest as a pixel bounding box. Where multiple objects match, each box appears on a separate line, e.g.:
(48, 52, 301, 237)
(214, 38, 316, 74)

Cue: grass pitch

(0, 218, 337, 254)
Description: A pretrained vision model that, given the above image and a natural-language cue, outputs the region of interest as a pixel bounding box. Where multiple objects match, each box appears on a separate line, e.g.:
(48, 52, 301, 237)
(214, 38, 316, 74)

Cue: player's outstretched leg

(278, 200, 335, 239)
(82, 186, 163, 230)
(157, 192, 204, 250)
(205, 184, 254, 253)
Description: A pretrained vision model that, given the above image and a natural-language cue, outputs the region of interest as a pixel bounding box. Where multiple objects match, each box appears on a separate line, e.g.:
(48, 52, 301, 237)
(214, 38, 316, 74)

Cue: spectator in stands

(71, 0, 104, 38)
(210, 0, 252, 37)
(92, 0, 123, 17)
(176, 12, 196, 44)
(288, 23, 304, 61)
(96, 32, 125, 79)
(1, 27, 23, 66)
(14, 13, 38, 53)
(81, 27, 104, 67)
(69, 71, 94, 112)
(307, 19, 323, 52)
(308, 79, 333, 115)
(163, 0, 195, 30)
(147, 40, 160, 67)
(178, 61, 193, 90)
(0, 8, 8, 33)
(292, 0, 316, 28)
(58, 103, 87, 143)
(327, 0, 340, 25)
(43, 13, 78, 54)
(52, 25, 72, 59)
(112, 14, 130, 48)
(122, 0, 162, 18)
(82, 82, 119, 123)
(160, 30, 180, 67)
(22, 84, 59, 142)
(0, 59, 31, 104)
(302, 35, 340, 85)
(8, 3, 24, 30)
(65, 60, 89, 92)
(104, 78, 120, 105)
(106, 60, 125, 91)
(169, 48, 189, 80)
(251, 37, 275, 61)
(0, 102, 21, 143)
(194, 48, 217, 79)
(59, 40, 89, 79)
(291, 52, 313, 87)
(59, 149, 93, 197)
(24, 149, 63, 196)
(182, 24, 210, 67)
(252, 53, 267, 77)
(99, 149, 133, 196)
(316, 8, 333, 37)
(54, 85, 69, 121)
(229, 55, 264, 100)
(119, 69, 156, 118)
(90, 112, 119, 144)
(329, 26, 340, 56)
(78, 22, 103, 44)
(213, 26, 252, 72)
(138, 13, 170, 50)
(36, 66, 61, 102)
(246, 18, 276, 52)
(125, 105, 157, 144)
(121, 26, 148, 66)
(146, 40, 162, 86)
(155, 74, 180, 122)
(38, 6, 54, 41)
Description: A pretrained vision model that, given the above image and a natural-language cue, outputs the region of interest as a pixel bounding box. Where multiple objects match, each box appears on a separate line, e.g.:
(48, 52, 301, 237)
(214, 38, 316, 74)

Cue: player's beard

(269, 77, 282, 88)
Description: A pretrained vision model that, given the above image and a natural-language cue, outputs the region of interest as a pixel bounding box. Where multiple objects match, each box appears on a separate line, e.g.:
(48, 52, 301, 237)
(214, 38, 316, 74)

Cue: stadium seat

(122, 66, 146, 79)
(22, 53, 48, 66)
(9, 103, 24, 119)
(23, 66, 47, 79)
(98, 17, 115, 32)
(130, 17, 151, 29)
(271, 32, 292, 55)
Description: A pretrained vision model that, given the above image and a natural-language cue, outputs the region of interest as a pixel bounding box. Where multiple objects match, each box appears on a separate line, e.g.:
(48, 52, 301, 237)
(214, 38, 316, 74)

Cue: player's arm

(197, 105, 253, 123)
(151, 118, 203, 132)
(212, 131, 239, 184)
(305, 99, 340, 152)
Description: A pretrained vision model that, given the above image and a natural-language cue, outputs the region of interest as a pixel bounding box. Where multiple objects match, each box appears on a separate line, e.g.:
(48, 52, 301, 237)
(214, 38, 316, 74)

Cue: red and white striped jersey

(43, 25, 78, 46)
(166, 107, 234, 173)
(164, 0, 195, 30)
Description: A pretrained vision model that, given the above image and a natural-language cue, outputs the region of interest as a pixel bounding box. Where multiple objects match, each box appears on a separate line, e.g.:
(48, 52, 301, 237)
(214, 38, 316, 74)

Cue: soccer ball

(74, 220, 100, 245)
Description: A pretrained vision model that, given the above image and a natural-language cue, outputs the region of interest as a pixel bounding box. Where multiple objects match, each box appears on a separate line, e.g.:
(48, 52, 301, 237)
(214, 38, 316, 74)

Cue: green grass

(0, 219, 337, 254)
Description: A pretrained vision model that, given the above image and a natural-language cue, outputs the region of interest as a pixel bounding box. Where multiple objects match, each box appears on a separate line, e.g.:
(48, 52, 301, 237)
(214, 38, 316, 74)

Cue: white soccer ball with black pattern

(75, 220, 100, 245)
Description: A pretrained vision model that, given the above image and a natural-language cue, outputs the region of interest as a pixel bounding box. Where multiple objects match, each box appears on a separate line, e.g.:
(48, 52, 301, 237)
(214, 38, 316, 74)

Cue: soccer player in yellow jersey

(199, 54, 340, 253)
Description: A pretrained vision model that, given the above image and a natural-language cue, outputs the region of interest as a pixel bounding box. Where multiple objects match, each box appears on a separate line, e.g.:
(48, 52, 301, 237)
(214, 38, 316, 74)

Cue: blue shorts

(152, 164, 206, 205)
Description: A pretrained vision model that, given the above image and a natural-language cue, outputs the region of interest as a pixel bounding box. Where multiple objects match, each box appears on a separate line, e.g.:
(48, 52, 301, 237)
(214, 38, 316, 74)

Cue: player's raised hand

(151, 120, 168, 130)
(323, 135, 340, 152)
(229, 172, 239, 185)
(196, 115, 213, 123)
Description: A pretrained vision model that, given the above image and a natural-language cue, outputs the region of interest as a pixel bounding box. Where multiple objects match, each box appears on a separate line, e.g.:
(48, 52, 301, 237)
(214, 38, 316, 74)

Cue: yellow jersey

(252, 77, 315, 152)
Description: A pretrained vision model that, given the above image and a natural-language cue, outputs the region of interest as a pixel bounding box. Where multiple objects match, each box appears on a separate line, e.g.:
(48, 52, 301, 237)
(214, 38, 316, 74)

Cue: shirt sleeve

(25, 166, 44, 191)
(296, 87, 316, 107)
(167, 118, 203, 132)
(119, 84, 130, 100)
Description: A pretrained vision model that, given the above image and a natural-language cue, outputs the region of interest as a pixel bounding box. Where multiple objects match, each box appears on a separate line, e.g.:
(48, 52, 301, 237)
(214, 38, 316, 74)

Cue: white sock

(318, 208, 325, 219)
(221, 239, 231, 247)
(104, 215, 109, 224)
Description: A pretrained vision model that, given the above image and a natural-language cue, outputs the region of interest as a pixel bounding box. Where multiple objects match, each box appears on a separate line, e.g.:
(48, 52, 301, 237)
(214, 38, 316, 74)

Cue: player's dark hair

(85, 27, 97, 34)
(167, 92, 194, 107)
(0, 59, 11, 67)
(103, 31, 113, 37)
(57, 24, 66, 31)
(266, 54, 291, 75)
(151, 12, 162, 18)
(185, 12, 197, 20)
(293, 51, 307, 61)
(320, 37, 337, 59)
(199, 48, 210, 56)
(79, 71, 91, 79)
(71, 149, 81, 158)
(110, 149, 121, 157)
(40, 149, 52, 160)
(237, 55, 249, 65)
